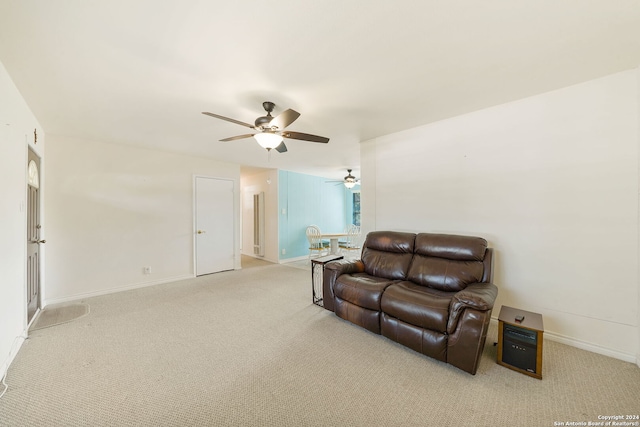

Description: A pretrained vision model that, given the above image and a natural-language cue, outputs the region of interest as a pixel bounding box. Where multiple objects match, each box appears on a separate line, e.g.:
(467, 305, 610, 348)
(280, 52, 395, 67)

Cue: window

(352, 192, 360, 226)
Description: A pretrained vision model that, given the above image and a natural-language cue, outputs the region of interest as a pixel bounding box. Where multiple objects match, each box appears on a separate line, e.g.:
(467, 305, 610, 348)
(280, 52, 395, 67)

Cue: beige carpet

(1, 262, 639, 426)
(29, 302, 90, 331)
(241, 254, 275, 269)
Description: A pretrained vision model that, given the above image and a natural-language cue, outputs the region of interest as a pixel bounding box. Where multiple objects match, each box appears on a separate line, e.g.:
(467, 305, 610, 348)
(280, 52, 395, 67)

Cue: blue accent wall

(278, 170, 355, 260)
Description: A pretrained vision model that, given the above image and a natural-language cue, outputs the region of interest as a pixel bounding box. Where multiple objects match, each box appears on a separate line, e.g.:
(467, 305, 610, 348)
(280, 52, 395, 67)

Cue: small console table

(497, 305, 544, 379)
(310, 255, 343, 307)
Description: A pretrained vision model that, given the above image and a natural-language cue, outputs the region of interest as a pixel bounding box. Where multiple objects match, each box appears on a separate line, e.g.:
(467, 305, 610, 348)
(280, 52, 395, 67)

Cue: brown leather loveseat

(323, 231, 497, 375)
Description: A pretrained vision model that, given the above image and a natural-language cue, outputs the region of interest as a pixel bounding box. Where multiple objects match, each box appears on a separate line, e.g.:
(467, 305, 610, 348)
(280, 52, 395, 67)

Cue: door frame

(192, 175, 239, 276)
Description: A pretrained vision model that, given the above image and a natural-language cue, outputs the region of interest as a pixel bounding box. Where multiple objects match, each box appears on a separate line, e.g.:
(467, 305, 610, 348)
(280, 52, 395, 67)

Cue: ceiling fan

(202, 101, 329, 153)
(327, 169, 361, 188)
(342, 169, 360, 188)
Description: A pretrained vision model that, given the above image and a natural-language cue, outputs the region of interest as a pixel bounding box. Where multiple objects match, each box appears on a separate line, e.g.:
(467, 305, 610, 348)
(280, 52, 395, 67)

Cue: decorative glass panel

(352, 192, 361, 226)
(28, 160, 39, 188)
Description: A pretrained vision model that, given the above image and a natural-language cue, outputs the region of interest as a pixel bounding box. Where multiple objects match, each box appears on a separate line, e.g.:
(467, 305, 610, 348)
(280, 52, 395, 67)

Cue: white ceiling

(1, 1, 640, 181)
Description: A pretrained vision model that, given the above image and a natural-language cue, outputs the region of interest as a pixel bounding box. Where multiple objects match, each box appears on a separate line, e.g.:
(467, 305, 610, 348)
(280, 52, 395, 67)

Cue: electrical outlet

(143, 266, 151, 275)
(281, 249, 286, 255)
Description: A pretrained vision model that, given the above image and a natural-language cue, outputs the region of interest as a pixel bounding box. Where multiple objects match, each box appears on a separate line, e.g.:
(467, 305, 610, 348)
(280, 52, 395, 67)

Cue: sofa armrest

(447, 282, 498, 334)
(322, 260, 365, 312)
(324, 259, 365, 275)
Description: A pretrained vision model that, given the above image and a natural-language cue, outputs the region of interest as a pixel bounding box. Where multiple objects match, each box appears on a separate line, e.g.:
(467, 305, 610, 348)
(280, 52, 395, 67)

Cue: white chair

(338, 225, 350, 246)
(339, 224, 362, 260)
(312, 224, 331, 248)
(306, 225, 328, 261)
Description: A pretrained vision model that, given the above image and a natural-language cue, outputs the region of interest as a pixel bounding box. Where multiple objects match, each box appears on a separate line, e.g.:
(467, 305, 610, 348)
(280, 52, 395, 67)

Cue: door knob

(197, 230, 206, 234)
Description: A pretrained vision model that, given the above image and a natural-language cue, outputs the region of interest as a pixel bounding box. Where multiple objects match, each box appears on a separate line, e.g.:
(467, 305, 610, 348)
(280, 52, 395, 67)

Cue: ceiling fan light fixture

(344, 179, 357, 189)
(343, 169, 357, 188)
(254, 132, 283, 150)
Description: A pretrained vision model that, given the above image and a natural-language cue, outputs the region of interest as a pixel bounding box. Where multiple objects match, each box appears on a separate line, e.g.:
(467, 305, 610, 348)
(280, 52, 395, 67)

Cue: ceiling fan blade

(220, 134, 255, 142)
(202, 112, 255, 129)
(274, 141, 288, 153)
(282, 131, 329, 143)
(269, 109, 300, 130)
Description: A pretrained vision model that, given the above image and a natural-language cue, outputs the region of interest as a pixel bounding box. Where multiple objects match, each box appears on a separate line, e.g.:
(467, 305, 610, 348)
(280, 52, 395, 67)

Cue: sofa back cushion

(408, 233, 487, 292)
(361, 231, 415, 280)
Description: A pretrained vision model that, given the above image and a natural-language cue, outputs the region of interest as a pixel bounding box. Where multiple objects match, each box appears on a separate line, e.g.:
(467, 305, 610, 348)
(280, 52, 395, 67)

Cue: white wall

(45, 135, 241, 303)
(0, 60, 44, 378)
(361, 69, 640, 363)
(241, 169, 279, 263)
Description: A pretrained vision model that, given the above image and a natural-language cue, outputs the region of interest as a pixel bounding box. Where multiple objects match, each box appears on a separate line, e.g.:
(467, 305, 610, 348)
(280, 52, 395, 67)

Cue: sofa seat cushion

(334, 273, 398, 311)
(381, 281, 453, 333)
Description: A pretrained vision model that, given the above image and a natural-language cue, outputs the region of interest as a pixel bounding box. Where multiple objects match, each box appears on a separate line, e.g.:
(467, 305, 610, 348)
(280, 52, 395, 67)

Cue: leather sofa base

(335, 299, 490, 374)
(334, 297, 381, 334)
(447, 307, 492, 375)
(381, 313, 447, 362)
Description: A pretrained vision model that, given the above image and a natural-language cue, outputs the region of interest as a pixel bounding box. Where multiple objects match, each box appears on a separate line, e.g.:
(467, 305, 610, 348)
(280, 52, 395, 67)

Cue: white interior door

(27, 148, 42, 323)
(195, 177, 235, 276)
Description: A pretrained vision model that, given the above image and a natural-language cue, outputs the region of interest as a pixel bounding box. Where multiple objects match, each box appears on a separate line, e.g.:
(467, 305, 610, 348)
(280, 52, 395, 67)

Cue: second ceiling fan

(327, 169, 361, 188)
(202, 101, 329, 153)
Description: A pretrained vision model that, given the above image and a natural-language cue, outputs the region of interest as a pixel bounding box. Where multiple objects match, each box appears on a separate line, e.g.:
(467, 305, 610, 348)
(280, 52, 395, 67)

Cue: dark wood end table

(497, 305, 544, 379)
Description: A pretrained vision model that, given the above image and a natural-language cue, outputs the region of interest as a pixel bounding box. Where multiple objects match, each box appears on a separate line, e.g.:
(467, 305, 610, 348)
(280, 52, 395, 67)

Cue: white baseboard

(489, 317, 637, 365)
(279, 255, 308, 264)
(544, 331, 637, 364)
(27, 308, 41, 331)
(43, 274, 194, 306)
